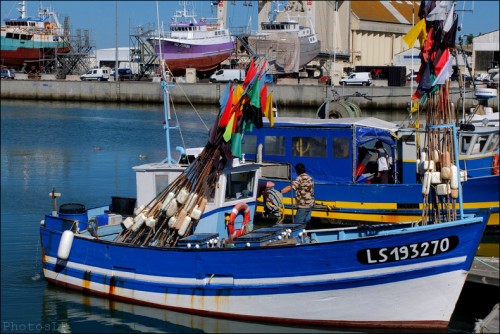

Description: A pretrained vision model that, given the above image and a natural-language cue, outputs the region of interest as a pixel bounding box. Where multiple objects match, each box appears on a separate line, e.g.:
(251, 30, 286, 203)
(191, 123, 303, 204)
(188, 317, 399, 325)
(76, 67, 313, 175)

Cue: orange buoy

(493, 154, 499, 175)
(227, 202, 251, 239)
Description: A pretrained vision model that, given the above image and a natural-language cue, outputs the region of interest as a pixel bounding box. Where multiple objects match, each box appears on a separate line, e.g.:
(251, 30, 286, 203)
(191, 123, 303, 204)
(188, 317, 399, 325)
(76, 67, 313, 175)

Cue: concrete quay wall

(1, 79, 491, 111)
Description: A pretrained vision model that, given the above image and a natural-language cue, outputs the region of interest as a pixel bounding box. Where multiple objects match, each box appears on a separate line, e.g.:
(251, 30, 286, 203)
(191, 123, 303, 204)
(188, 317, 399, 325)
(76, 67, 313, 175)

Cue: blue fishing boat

(39, 2, 490, 328)
(40, 53, 487, 330)
(240, 115, 499, 256)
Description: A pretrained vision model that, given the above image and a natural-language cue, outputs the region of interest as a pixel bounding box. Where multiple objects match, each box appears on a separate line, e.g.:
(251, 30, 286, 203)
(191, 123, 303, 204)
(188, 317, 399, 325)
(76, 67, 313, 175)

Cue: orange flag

(266, 92, 274, 127)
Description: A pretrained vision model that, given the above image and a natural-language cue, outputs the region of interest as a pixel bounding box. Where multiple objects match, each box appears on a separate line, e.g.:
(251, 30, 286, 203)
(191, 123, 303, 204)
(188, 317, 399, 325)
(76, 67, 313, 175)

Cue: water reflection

(41, 286, 358, 334)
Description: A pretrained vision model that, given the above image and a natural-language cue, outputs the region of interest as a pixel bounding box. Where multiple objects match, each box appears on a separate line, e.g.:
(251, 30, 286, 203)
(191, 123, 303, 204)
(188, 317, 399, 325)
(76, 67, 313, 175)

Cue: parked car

(111, 68, 134, 80)
(451, 73, 471, 83)
(1, 68, 15, 79)
(80, 68, 110, 81)
(339, 72, 372, 86)
(209, 69, 245, 83)
(406, 70, 418, 81)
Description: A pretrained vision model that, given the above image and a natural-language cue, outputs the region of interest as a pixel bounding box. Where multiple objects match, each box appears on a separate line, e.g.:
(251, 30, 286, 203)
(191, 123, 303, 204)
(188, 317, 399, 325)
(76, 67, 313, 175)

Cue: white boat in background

(468, 109, 499, 127)
(474, 87, 498, 99)
(247, 0, 320, 74)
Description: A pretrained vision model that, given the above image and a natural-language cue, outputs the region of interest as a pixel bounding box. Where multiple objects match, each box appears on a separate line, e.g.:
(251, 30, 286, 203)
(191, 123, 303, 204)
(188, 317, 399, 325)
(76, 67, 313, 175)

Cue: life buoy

(44, 22, 50, 29)
(227, 202, 251, 239)
(493, 154, 499, 175)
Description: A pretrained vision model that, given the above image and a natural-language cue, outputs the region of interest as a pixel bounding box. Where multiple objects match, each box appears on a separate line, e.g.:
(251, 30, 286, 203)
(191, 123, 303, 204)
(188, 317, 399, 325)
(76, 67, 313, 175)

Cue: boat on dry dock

(0, 0, 70, 68)
(247, 0, 320, 74)
(147, 1, 235, 76)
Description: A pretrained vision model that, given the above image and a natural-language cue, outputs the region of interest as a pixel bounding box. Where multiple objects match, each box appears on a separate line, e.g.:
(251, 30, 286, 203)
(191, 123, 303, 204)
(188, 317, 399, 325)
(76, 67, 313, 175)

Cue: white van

(209, 69, 246, 83)
(80, 68, 110, 81)
(339, 72, 372, 86)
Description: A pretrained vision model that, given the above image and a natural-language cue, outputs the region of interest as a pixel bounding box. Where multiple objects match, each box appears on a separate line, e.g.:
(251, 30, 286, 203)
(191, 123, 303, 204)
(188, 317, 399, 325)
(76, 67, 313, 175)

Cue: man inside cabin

(375, 140, 390, 184)
(280, 163, 315, 229)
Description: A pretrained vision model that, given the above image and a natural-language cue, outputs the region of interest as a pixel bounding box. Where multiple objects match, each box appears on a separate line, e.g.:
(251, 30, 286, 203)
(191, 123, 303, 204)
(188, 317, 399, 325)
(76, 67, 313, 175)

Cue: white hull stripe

(45, 255, 466, 286)
(43, 269, 466, 323)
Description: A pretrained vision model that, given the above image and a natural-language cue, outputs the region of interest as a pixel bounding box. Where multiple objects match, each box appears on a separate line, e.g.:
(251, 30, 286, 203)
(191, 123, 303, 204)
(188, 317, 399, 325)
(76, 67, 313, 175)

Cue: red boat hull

(0, 47, 71, 68)
(163, 53, 232, 76)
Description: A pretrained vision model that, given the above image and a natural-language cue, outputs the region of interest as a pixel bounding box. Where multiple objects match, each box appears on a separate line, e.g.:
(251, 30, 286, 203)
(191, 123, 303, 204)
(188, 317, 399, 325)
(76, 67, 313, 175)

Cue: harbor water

(1, 100, 496, 333)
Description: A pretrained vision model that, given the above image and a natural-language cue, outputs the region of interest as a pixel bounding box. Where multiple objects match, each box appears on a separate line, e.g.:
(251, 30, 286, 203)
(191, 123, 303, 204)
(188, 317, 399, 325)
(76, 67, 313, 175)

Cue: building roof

(351, 1, 421, 25)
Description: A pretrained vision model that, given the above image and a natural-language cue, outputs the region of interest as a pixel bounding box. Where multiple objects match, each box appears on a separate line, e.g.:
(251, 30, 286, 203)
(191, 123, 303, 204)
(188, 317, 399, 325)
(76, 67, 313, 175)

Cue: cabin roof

(351, 1, 421, 25)
(265, 117, 400, 131)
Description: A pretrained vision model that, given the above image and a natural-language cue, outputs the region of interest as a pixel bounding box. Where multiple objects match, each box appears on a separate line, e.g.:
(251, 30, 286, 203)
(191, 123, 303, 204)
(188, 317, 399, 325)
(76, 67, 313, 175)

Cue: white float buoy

(178, 216, 192, 236)
(57, 230, 74, 260)
(177, 188, 189, 204)
(161, 192, 176, 211)
(145, 217, 157, 228)
(122, 217, 134, 229)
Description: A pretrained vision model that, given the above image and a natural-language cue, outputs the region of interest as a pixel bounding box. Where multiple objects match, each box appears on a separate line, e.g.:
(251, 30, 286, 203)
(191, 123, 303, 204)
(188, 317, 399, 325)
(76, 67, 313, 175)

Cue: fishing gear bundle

(405, 1, 464, 225)
(115, 58, 274, 247)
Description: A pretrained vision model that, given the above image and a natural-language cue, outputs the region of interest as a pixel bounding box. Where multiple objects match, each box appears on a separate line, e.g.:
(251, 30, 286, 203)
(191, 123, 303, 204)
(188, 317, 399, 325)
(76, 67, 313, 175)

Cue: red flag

(421, 27, 434, 63)
(260, 84, 268, 115)
(434, 48, 449, 77)
(243, 58, 257, 87)
(219, 84, 234, 127)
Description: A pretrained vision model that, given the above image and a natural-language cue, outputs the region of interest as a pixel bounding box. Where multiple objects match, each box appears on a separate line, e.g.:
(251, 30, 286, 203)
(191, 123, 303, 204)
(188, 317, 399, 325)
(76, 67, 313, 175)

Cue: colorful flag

(410, 101, 419, 113)
(426, 0, 449, 21)
(433, 48, 449, 77)
(443, 2, 455, 33)
(433, 56, 453, 86)
(219, 84, 234, 127)
(223, 112, 235, 142)
(266, 92, 274, 127)
(233, 84, 243, 105)
(421, 27, 434, 63)
(403, 19, 426, 48)
(218, 83, 231, 112)
(247, 76, 261, 108)
(231, 132, 243, 158)
(260, 84, 268, 116)
(243, 58, 257, 87)
(442, 15, 458, 48)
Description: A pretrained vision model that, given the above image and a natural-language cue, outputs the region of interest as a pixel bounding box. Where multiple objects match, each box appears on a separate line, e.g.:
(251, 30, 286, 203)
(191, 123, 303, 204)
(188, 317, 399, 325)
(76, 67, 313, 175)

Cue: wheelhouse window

(241, 135, 257, 155)
(460, 135, 473, 154)
(225, 171, 255, 202)
(485, 133, 499, 152)
(472, 134, 489, 154)
(292, 136, 327, 157)
(264, 136, 285, 156)
(333, 137, 350, 158)
(155, 174, 170, 197)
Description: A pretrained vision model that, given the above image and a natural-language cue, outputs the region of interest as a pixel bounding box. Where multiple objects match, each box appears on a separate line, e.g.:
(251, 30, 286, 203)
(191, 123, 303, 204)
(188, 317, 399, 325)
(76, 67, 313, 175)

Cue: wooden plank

(475, 303, 499, 333)
(467, 257, 499, 287)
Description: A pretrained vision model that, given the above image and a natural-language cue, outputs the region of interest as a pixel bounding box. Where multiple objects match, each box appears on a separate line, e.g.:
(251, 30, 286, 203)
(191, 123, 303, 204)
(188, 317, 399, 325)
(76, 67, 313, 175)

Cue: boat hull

(0, 37, 70, 67)
(151, 38, 235, 75)
(247, 32, 321, 74)
(41, 217, 485, 329)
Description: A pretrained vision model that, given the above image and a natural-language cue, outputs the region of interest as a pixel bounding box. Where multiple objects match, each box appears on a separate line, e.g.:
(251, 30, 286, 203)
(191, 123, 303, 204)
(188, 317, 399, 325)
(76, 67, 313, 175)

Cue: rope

(474, 257, 500, 271)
